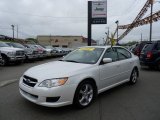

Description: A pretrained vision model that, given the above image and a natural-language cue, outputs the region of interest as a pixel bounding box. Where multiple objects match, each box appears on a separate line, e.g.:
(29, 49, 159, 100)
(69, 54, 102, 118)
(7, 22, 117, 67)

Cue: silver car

(19, 46, 140, 108)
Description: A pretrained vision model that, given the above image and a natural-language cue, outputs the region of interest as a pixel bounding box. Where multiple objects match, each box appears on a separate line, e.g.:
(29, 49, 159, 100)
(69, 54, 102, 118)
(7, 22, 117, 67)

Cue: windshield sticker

(79, 48, 95, 51)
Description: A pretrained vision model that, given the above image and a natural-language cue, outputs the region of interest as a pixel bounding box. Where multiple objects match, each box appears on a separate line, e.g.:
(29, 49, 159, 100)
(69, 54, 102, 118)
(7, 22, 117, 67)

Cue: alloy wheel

(131, 70, 138, 83)
(78, 84, 93, 106)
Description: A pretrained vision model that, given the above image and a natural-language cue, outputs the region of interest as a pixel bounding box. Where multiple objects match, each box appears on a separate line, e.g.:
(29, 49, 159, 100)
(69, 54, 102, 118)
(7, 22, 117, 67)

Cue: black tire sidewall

(130, 69, 138, 84)
(1, 56, 7, 66)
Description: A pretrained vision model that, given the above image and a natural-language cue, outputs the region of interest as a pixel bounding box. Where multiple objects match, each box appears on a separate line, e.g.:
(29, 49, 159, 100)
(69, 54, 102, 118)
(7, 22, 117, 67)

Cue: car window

(0, 42, 10, 47)
(103, 48, 118, 62)
(116, 47, 131, 60)
(142, 43, 154, 52)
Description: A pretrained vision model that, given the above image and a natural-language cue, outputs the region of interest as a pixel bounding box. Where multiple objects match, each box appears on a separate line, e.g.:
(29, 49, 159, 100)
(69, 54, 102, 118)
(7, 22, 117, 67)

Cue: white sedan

(19, 46, 140, 108)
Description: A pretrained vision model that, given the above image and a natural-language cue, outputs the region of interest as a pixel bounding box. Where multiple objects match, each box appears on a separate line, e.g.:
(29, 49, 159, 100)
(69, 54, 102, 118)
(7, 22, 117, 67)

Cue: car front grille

(23, 75, 38, 87)
(33, 51, 38, 55)
(16, 51, 25, 56)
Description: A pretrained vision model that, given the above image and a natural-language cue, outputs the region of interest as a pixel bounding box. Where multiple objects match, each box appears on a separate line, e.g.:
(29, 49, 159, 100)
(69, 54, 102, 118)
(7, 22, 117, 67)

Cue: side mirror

(103, 58, 112, 64)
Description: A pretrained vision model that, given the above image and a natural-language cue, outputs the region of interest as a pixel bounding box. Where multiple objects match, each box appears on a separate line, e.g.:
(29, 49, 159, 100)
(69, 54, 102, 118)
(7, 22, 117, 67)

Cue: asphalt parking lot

(0, 58, 160, 120)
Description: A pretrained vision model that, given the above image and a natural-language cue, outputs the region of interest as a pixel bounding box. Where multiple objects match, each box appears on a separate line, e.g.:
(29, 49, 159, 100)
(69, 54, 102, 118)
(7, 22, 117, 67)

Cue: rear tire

(129, 68, 138, 84)
(73, 81, 96, 108)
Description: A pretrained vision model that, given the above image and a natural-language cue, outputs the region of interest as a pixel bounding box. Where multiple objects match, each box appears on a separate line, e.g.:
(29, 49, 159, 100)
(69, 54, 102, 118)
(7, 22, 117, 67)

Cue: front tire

(129, 68, 138, 84)
(73, 81, 96, 108)
(1, 56, 8, 66)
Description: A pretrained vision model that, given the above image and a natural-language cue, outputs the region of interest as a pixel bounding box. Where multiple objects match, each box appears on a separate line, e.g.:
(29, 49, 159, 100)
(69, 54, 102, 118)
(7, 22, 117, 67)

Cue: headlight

(7, 52, 15, 56)
(39, 78, 68, 88)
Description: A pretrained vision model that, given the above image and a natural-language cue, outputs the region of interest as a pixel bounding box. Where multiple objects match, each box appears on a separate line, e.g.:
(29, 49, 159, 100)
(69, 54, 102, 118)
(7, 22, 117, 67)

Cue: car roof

(80, 45, 126, 49)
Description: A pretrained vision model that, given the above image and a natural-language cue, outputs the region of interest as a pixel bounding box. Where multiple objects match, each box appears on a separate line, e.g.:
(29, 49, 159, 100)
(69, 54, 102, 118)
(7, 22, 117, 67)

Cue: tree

(25, 38, 38, 43)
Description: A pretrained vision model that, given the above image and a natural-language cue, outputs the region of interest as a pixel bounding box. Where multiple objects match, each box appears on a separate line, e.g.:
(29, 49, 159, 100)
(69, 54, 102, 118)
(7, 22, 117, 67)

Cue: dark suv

(133, 41, 152, 57)
(140, 41, 160, 69)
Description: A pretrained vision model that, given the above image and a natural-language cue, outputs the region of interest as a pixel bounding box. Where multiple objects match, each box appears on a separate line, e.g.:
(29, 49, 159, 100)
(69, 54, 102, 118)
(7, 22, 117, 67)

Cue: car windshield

(142, 43, 154, 52)
(11, 43, 25, 48)
(27, 44, 36, 49)
(62, 47, 104, 64)
(0, 42, 10, 47)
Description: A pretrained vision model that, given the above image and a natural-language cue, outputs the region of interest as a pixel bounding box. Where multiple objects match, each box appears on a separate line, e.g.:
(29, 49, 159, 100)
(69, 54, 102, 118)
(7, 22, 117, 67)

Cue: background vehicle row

(0, 42, 72, 66)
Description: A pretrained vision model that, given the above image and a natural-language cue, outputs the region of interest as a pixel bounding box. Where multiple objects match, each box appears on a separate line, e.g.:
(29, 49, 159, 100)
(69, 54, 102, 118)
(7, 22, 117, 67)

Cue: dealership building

(37, 35, 97, 48)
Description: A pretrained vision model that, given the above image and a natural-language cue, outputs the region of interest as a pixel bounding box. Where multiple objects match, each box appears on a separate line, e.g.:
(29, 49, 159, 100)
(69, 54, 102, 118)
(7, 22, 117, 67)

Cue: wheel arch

(78, 77, 98, 94)
(1, 53, 8, 58)
(133, 66, 139, 77)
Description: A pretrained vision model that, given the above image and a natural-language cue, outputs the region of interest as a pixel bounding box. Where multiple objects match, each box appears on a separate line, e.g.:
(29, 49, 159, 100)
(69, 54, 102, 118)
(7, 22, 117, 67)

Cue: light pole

(11, 25, 14, 40)
(115, 20, 119, 45)
(149, 0, 153, 42)
(105, 32, 107, 45)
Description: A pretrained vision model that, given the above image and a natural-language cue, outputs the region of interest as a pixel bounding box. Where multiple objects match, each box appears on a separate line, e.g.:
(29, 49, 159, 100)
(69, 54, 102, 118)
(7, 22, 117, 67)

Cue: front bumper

(27, 54, 38, 60)
(19, 77, 76, 107)
(140, 60, 156, 66)
(9, 56, 25, 61)
(38, 53, 47, 58)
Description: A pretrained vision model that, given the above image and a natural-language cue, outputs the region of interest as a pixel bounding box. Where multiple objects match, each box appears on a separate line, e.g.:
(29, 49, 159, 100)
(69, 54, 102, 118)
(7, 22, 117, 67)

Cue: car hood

(24, 61, 92, 82)
(0, 47, 24, 52)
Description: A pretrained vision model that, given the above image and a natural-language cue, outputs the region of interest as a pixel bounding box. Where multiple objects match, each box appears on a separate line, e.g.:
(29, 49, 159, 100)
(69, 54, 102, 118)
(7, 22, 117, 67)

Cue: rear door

(116, 47, 133, 82)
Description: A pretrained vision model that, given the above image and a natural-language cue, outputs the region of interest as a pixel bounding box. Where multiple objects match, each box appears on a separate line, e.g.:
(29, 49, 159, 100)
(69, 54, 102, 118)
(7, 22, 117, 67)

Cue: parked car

(140, 41, 160, 69)
(26, 44, 47, 59)
(45, 46, 59, 56)
(6, 42, 38, 61)
(129, 44, 138, 52)
(0, 42, 25, 65)
(55, 47, 65, 56)
(0, 51, 2, 65)
(40, 45, 55, 57)
(132, 41, 152, 57)
(60, 47, 72, 54)
(19, 46, 140, 108)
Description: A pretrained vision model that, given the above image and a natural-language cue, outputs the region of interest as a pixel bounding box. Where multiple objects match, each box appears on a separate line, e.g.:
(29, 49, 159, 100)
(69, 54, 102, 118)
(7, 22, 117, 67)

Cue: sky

(0, 0, 160, 44)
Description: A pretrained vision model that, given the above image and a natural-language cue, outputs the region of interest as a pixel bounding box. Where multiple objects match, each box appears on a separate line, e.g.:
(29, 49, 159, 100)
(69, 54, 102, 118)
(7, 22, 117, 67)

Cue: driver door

(99, 47, 122, 91)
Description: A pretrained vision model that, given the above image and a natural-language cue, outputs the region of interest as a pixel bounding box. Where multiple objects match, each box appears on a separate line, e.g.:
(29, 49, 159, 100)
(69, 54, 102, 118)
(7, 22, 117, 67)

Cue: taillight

(146, 51, 152, 59)
(136, 49, 140, 56)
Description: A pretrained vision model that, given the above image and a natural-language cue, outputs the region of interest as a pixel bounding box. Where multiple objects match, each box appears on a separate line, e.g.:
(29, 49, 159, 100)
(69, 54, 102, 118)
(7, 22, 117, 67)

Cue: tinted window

(117, 47, 131, 60)
(142, 44, 154, 52)
(0, 42, 10, 47)
(103, 48, 118, 62)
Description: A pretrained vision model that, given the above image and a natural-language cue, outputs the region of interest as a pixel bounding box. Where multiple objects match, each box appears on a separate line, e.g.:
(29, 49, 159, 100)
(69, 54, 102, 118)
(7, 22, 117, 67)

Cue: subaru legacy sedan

(19, 46, 140, 108)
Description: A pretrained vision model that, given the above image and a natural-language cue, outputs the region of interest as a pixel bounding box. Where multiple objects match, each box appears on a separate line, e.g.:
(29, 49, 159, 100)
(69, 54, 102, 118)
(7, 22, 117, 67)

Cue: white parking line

(0, 79, 18, 87)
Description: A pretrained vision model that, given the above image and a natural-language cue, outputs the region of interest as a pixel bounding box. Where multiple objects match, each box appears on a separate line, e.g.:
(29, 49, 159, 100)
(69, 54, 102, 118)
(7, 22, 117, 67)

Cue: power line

(0, 10, 87, 19)
(118, 0, 152, 40)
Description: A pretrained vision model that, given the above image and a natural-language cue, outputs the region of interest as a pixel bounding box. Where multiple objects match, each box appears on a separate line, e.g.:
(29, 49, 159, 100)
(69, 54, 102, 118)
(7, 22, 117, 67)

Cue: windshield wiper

(62, 60, 79, 63)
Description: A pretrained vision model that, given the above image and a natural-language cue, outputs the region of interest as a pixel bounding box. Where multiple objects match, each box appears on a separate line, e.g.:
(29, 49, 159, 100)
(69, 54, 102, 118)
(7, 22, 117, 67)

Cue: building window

(55, 39, 58, 43)
(52, 45, 59, 47)
(74, 39, 78, 41)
